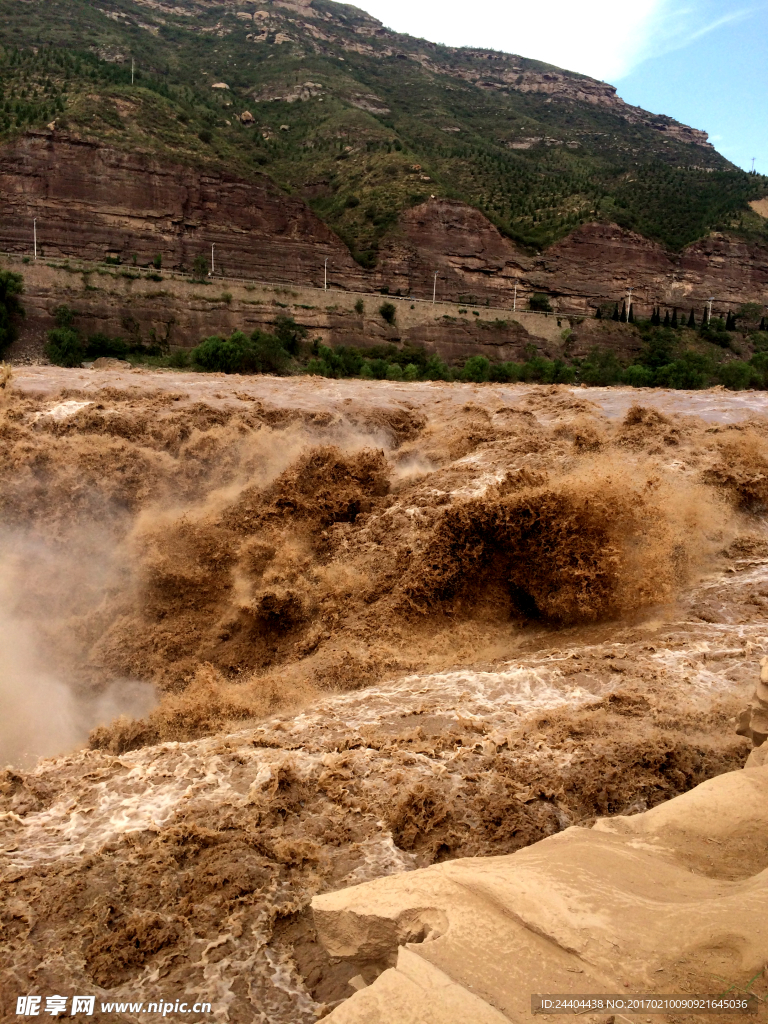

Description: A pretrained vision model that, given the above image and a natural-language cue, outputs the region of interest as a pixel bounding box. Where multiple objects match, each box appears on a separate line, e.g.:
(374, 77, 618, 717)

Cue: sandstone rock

(211, 81, 230, 90)
(315, 766, 768, 1022)
(90, 357, 131, 369)
(240, 110, 255, 125)
(0, 135, 366, 289)
(737, 655, 768, 754)
(1, 136, 765, 314)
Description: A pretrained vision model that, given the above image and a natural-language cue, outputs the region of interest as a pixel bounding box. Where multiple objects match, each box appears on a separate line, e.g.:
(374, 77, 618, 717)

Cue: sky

(355, 0, 768, 173)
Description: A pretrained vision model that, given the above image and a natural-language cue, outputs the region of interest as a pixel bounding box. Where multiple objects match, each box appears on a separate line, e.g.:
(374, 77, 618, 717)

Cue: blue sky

(356, 0, 768, 173)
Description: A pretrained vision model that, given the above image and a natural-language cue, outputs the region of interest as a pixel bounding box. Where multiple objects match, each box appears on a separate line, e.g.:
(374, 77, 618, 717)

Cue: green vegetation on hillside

(1, 0, 766, 262)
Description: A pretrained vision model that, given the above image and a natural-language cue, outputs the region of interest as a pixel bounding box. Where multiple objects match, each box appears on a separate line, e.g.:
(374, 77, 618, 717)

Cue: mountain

(0, 0, 766, 272)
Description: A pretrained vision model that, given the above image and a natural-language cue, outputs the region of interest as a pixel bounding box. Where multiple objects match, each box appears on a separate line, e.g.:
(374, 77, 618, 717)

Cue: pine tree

(701, 307, 709, 328)
(726, 311, 735, 331)
(687, 309, 696, 328)
(620, 301, 627, 323)
(671, 308, 678, 329)
(760, 317, 766, 332)
(628, 304, 634, 323)
(663, 310, 670, 328)
(612, 303, 619, 322)
(595, 306, 602, 319)
(652, 307, 661, 326)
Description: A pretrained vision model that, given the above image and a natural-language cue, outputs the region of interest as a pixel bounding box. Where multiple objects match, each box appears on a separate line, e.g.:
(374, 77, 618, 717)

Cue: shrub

(152, 254, 162, 270)
(45, 305, 85, 367)
(402, 363, 419, 381)
(191, 329, 291, 374)
(488, 361, 521, 383)
(529, 292, 552, 313)
(461, 355, 491, 382)
(168, 349, 191, 368)
(638, 327, 676, 369)
(273, 315, 307, 356)
(622, 364, 654, 387)
(0, 269, 24, 354)
(579, 347, 624, 386)
(354, 298, 364, 315)
(85, 332, 128, 359)
(423, 354, 452, 381)
(717, 360, 752, 391)
(379, 301, 397, 325)
(306, 357, 330, 377)
(654, 351, 712, 390)
(386, 362, 402, 381)
(700, 318, 731, 348)
(367, 357, 390, 379)
(192, 253, 208, 280)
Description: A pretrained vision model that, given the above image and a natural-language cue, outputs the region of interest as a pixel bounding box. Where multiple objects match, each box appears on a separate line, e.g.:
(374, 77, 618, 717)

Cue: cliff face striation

(0, 133, 366, 288)
(1, 136, 766, 321)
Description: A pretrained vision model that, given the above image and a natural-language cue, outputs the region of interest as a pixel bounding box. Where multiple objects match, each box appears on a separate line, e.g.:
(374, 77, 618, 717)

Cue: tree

(663, 310, 671, 328)
(0, 269, 24, 355)
(670, 308, 678, 329)
(595, 305, 602, 319)
(273, 315, 307, 356)
(620, 301, 627, 323)
(461, 355, 491, 382)
(687, 309, 696, 329)
(529, 293, 553, 313)
(45, 305, 85, 367)
(379, 301, 397, 325)
(628, 304, 634, 324)
(611, 303, 620, 322)
(191, 329, 291, 374)
(192, 253, 208, 280)
(152, 254, 162, 270)
(354, 298, 364, 315)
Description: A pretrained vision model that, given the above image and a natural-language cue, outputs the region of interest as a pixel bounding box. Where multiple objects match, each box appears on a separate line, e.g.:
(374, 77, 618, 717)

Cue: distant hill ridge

(0, 0, 765, 265)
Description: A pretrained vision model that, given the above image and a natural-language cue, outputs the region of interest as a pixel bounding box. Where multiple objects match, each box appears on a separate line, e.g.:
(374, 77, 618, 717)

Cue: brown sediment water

(0, 368, 766, 1021)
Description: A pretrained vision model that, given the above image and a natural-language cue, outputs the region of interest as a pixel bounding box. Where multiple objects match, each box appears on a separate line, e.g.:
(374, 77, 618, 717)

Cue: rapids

(1, 368, 766, 1021)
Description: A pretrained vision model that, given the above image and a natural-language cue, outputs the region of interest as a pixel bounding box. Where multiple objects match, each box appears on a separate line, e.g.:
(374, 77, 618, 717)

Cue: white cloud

(354, 0, 760, 83)
(622, 2, 758, 75)
(355, 0, 666, 81)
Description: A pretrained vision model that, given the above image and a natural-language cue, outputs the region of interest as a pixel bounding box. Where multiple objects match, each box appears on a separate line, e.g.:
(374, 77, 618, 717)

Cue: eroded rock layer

(315, 767, 768, 1023)
(1, 136, 767, 315)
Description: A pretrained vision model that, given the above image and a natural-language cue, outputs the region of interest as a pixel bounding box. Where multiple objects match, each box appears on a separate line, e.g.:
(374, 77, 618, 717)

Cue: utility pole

(211, 243, 215, 276)
(432, 271, 437, 305)
(513, 281, 517, 313)
(708, 296, 714, 322)
(131, 58, 135, 85)
(33, 218, 37, 260)
(324, 257, 329, 291)
(627, 286, 632, 319)
(752, 157, 756, 174)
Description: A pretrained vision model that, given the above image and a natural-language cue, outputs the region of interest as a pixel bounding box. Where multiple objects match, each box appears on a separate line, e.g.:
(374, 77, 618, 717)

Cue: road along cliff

(1, 135, 767, 317)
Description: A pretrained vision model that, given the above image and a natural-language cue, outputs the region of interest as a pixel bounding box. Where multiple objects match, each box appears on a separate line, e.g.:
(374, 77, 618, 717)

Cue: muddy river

(1, 368, 765, 1021)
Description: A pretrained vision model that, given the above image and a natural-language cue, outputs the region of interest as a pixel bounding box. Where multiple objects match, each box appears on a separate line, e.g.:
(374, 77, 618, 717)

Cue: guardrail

(0, 250, 750, 322)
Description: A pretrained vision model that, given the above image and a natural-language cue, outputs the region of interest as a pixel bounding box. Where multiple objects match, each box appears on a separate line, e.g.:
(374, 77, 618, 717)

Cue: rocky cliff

(0, 132, 366, 289)
(1, 135, 766, 322)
